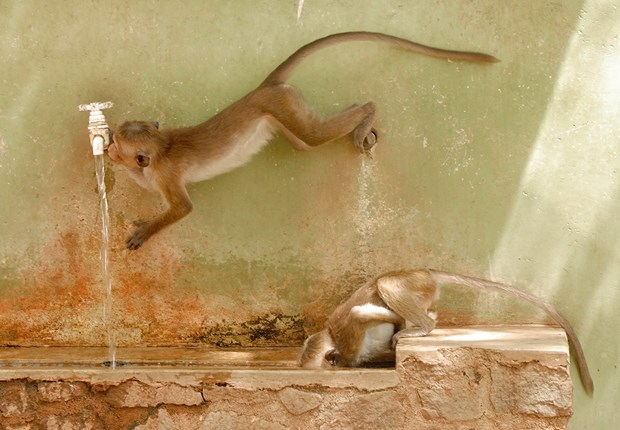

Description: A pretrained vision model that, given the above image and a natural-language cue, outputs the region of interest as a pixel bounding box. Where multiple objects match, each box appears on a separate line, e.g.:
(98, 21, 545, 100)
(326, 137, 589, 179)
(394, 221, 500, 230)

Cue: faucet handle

(79, 101, 114, 112)
(79, 101, 114, 155)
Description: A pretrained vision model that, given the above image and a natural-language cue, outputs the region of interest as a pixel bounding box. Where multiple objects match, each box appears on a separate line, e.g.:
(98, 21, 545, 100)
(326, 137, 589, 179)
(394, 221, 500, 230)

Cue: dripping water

(94, 154, 116, 369)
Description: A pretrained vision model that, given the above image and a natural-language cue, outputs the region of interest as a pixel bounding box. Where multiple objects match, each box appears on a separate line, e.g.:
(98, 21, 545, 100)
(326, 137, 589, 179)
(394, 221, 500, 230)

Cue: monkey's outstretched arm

(126, 180, 193, 250)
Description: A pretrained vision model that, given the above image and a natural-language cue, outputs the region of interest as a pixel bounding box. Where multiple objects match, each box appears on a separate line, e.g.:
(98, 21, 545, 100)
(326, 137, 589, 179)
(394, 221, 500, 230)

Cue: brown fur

(299, 269, 594, 396)
(107, 32, 497, 249)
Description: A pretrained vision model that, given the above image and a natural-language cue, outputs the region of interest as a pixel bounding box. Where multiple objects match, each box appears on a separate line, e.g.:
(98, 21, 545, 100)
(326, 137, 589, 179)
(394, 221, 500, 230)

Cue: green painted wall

(0, 0, 617, 426)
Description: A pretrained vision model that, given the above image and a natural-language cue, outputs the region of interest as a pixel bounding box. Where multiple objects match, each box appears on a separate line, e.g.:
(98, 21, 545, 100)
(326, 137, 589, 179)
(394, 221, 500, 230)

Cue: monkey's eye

(135, 150, 150, 167)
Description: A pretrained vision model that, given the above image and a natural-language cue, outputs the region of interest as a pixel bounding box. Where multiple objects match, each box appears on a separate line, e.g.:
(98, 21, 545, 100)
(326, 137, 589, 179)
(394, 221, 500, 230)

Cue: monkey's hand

(125, 191, 193, 250)
(126, 220, 152, 250)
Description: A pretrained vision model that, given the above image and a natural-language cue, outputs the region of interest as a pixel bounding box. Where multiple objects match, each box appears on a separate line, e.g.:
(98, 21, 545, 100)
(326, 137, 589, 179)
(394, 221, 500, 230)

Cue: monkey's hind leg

(265, 85, 378, 153)
(376, 272, 437, 347)
(390, 311, 438, 347)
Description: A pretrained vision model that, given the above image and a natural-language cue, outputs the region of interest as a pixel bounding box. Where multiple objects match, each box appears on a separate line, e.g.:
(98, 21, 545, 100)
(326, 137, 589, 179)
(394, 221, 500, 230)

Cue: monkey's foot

(356, 129, 378, 155)
(391, 328, 430, 348)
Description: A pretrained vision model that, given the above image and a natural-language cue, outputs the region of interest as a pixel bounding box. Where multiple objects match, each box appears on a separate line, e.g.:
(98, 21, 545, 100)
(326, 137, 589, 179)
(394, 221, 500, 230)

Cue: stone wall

(0, 326, 574, 429)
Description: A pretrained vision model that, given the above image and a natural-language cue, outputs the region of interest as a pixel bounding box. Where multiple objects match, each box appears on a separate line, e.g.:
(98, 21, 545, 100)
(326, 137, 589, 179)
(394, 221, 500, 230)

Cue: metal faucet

(78, 101, 114, 155)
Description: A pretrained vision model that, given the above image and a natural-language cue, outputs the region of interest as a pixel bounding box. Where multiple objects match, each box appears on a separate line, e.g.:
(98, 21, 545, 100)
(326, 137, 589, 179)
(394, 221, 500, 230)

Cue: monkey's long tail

(430, 270, 594, 396)
(261, 31, 498, 86)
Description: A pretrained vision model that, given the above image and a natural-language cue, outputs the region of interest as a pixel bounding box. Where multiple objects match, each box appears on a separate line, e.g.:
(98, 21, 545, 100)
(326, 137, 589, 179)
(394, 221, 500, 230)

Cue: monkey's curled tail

(430, 270, 594, 396)
(261, 31, 498, 87)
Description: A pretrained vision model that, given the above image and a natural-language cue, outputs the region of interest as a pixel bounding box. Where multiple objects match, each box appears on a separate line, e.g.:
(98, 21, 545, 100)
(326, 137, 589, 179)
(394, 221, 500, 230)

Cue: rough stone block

(105, 381, 203, 408)
(490, 363, 572, 417)
(44, 414, 101, 430)
(397, 325, 573, 427)
(0, 382, 29, 419)
(277, 387, 322, 415)
(134, 408, 206, 430)
(38, 381, 88, 402)
(411, 350, 487, 421)
(201, 411, 286, 430)
(314, 391, 405, 429)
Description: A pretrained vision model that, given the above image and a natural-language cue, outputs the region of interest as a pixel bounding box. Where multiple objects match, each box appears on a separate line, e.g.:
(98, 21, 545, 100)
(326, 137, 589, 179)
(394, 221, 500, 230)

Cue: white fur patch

(127, 168, 156, 191)
(351, 303, 397, 319)
(184, 117, 276, 183)
(357, 323, 395, 363)
(349, 304, 398, 363)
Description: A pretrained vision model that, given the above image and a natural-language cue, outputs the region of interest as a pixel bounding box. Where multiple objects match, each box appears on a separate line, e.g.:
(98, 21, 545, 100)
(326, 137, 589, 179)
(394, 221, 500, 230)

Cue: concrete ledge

(0, 367, 400, 391)
(0, 325, 573, 429)
(397, 325, 569, 357)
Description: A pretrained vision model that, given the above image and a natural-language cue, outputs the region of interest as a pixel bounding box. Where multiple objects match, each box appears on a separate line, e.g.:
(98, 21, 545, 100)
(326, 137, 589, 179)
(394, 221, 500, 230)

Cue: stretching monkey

(107, 32, 497, 249)
(298, 269, 594, 396)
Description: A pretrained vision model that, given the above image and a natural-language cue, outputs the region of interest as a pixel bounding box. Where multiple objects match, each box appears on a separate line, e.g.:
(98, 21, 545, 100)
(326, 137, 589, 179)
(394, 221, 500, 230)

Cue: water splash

(94, 154, 115, 369)
(354, 158, 395, 270)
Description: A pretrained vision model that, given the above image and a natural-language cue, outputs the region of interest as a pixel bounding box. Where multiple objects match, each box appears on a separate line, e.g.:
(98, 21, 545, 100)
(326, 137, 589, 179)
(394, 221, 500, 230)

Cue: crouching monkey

(298, 269, 594, 396)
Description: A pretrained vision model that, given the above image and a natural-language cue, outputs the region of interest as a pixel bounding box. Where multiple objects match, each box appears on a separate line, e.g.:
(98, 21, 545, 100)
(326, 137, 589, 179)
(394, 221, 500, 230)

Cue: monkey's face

(106, 121, 162, 169)
(298, 331, 337, 369)
(106, 136, 122, 163)
(107, 137, 148, 170)
(107, 136, 150, 169)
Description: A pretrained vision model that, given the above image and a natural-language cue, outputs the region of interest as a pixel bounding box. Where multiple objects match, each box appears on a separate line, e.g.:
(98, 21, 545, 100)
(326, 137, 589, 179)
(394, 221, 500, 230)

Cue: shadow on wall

(490, 0, 619, 405)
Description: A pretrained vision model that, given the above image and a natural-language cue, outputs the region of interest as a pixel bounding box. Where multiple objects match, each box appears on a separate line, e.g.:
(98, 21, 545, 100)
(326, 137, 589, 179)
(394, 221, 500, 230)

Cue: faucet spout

(79, 101, 114, 155)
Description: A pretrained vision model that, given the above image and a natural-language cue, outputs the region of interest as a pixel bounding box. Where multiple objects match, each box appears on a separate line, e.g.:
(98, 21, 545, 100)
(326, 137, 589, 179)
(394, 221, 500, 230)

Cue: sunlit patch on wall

(489, 0, 620, 332)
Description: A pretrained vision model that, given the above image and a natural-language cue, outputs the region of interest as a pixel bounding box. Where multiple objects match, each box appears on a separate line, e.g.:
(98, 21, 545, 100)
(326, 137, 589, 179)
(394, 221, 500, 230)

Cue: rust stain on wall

(0, 226, 309, 347)
(0, 231, 100, 346)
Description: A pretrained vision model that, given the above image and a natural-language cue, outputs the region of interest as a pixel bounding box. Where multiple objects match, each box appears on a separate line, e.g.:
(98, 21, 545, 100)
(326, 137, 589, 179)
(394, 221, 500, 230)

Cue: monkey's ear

(135, 150, 150, 168)
(324, 349, 340, 366)
(151, 121, 160, 129)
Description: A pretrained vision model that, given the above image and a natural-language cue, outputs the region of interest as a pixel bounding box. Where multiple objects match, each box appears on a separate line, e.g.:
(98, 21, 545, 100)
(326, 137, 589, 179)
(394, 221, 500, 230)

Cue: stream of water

(94, 154, 116, 368)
